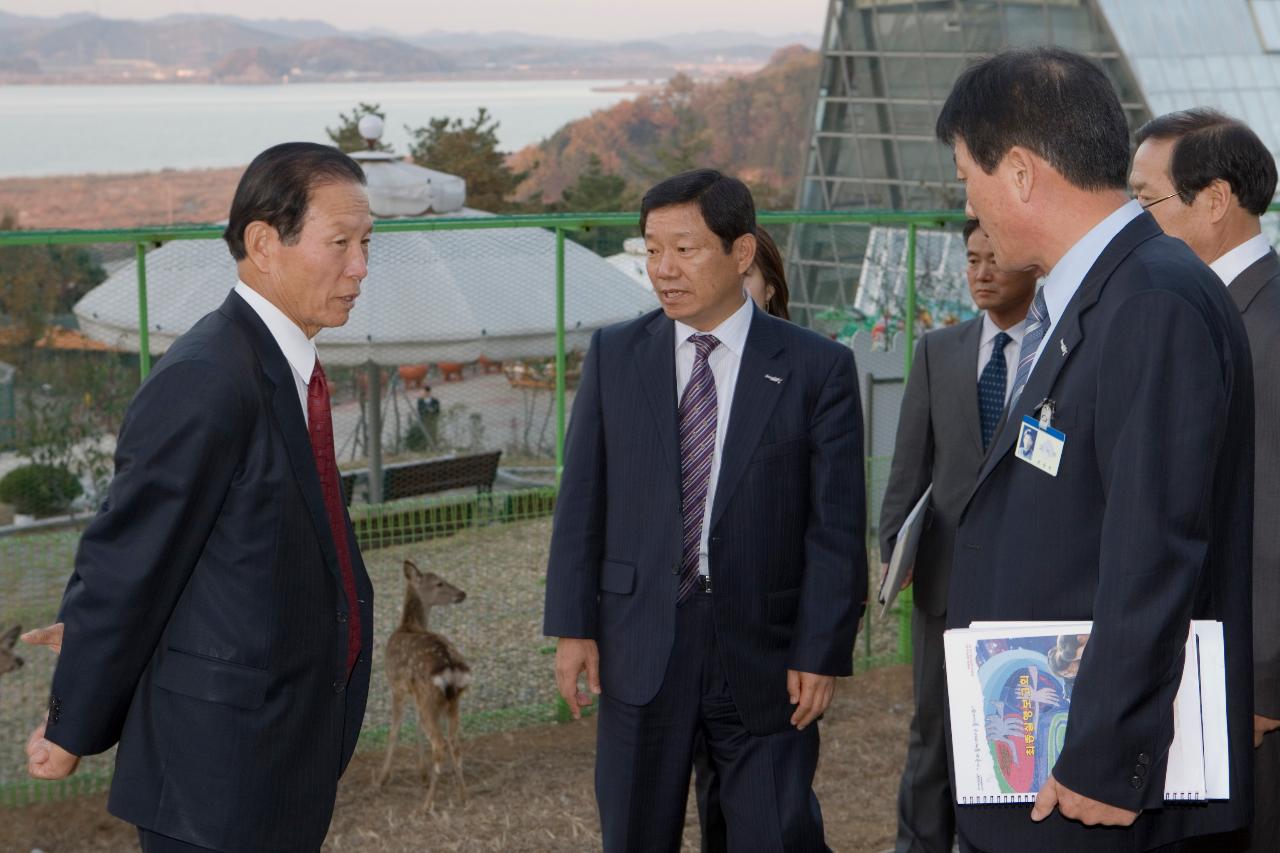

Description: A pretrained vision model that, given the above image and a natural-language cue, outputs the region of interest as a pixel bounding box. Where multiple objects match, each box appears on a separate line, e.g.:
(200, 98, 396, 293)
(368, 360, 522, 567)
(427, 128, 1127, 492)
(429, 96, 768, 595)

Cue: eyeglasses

(1140, 191, 1180, 210)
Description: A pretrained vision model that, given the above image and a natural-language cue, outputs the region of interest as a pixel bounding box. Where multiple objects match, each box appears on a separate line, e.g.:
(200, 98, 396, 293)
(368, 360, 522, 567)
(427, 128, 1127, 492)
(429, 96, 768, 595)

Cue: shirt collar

(1041, 200, 1143, 328)
(981, 310, 1027, 348)
(1210, 232, 1273, 286)
(675, 293, 754, 358)
(234, 281, 317, 384)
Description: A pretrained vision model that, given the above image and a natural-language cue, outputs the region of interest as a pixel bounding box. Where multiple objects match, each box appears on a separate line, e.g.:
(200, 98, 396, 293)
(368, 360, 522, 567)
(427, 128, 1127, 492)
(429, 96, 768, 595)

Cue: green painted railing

(0, 208, 967, 440)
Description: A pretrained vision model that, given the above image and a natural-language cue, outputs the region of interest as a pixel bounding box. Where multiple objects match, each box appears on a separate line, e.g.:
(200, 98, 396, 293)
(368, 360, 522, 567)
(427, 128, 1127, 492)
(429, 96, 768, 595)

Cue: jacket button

(337, 612, 347, 623)
(1137, 752, 1151, 765)
(671, 561, 681, 575)
(332, 680, 344, 694)
(1134, 764, 1147, 777)
(1129, 775, 1143, 789)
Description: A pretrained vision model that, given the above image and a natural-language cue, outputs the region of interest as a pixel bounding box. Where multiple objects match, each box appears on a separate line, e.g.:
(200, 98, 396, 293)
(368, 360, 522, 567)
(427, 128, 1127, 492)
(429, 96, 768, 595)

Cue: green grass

(0, 488, 909, 808)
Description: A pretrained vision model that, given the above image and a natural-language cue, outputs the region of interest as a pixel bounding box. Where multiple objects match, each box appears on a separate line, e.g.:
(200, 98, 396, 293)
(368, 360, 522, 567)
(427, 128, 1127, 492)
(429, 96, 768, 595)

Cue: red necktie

(307, 359, 361, 674)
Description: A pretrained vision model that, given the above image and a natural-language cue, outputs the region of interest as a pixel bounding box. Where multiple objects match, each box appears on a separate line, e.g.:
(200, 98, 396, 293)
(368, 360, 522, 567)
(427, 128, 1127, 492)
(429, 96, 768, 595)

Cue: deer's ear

(0, 625, 18, 649)
(403, 560, 420, 580)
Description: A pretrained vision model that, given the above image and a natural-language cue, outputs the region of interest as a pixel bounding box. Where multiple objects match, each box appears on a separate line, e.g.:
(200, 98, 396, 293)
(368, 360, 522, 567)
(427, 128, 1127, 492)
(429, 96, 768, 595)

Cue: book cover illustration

(972, 632, 1086, 796)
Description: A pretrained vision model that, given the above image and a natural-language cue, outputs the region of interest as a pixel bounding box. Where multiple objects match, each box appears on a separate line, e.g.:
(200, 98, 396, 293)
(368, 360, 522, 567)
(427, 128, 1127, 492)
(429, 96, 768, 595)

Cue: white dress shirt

(1026, 200, 1143, 376)
(976, 312, 1028, 404)
(1210, 232, 1273, 287)
(675, 295, 754, 577)
(234, 282, 317, 425)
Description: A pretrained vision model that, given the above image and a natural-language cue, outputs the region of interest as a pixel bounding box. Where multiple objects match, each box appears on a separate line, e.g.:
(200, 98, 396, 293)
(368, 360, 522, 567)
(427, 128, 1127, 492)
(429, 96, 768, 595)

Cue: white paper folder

(944, 620, 1228, 804)
(878, 484, 931, 618)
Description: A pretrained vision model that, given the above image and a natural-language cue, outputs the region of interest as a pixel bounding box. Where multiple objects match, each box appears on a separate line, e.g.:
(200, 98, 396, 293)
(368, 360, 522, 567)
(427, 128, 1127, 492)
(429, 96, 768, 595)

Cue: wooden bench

(341, 450, 502, 507)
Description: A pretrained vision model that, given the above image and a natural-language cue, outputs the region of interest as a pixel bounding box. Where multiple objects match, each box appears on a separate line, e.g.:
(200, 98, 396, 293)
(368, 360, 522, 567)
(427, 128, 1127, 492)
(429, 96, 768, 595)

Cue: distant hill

(212, 37, 453, 82)
(152, 14, 345, 41)
(0, 12, 819, 81)
(510, 46, 821, 207)
(19, 16, 287, 68)
(0, 11, 95, 31)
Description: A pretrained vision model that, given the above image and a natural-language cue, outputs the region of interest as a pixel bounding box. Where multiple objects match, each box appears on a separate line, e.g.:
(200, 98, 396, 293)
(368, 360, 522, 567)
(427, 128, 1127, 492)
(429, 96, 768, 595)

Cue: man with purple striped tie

(543, 169, 866, 852)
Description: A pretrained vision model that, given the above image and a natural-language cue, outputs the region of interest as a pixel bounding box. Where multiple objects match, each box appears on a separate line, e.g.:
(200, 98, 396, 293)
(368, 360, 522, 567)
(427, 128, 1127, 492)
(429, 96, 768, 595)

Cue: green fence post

(553, 226, 571, 722)
(136, 241, 152, 381)
(555, 227, 567, 481)
(897, 223, 919, 664)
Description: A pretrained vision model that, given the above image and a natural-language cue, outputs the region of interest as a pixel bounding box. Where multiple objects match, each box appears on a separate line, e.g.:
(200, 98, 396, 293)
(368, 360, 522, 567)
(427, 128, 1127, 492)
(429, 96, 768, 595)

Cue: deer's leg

(407, 689, 428, 781)
(446, 694, 466, 802)
(377, 684, 407, 787)
(414, 683, 448, 810)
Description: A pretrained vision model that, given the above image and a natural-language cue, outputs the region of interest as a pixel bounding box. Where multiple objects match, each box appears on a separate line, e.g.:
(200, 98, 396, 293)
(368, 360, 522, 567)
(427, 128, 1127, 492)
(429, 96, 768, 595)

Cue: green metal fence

(0, 209, 967, 807)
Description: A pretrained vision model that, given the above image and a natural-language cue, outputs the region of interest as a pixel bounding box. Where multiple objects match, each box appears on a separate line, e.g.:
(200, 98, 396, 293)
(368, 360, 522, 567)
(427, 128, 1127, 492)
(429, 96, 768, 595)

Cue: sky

(0, 0, 831, 41)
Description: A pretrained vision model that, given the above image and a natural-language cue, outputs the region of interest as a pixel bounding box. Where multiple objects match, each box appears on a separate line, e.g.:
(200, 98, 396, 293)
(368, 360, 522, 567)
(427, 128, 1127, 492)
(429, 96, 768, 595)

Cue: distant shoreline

(0, 68, 681, 87)
(0, 166, 244, 231)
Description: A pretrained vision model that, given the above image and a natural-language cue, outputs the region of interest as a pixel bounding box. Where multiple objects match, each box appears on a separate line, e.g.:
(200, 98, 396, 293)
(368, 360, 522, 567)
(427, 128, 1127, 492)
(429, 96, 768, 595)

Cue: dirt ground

(1, 665, 911, 852)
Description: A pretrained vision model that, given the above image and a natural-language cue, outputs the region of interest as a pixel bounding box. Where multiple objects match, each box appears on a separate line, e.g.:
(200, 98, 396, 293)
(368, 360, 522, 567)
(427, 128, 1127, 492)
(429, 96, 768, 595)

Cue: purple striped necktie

(677, 333, 720, 604)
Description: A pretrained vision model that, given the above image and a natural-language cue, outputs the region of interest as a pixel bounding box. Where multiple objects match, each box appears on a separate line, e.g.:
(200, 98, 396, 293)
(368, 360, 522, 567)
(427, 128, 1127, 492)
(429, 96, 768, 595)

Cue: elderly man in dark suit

(880, 219, 1036, 853)
(937, 48, 1254, 852)
(23, 142, 375, 852)
(543, 169, 865, 852)
(1130, 107, 1280, 853)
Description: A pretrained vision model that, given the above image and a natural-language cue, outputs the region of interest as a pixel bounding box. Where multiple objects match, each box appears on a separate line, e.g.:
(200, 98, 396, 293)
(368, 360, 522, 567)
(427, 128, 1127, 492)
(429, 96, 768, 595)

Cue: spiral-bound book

(943, 620, 1226, 805)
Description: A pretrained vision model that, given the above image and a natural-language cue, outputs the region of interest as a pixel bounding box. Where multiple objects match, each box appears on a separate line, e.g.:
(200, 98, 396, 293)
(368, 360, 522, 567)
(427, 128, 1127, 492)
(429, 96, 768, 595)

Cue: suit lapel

(949, 319, 985, 457)
(972, 214, 1162, 494)
(634, 311, 680, 480)
(1228, 250, 1280, 314)
(710, 308, 787, 530)
(220, 291, 345, 588)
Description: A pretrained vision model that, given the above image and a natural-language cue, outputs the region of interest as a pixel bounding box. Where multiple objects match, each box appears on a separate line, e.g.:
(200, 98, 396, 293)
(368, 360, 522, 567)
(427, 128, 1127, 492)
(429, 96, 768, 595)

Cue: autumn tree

(406, 108, 528, 212)
(0, 212, 106, 347)
(553, 154, 637, 255)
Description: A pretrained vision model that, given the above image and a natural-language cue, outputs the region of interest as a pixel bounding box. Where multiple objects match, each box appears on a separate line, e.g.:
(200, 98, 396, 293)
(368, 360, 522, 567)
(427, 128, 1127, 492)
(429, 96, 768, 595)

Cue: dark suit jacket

(45, 291, 374, 852)
(1231, 248, 1280, 720)
(880, 316, 987, 616)
(948, 213, 1254, 851)
(543, 305, 866, 735)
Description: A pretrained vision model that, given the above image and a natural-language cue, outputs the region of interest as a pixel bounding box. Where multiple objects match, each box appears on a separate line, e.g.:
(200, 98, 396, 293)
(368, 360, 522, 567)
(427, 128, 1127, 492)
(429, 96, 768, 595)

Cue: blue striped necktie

(978, 331, 1011, 450)
(1008, 288, 1049, 409)
(677, 334, 720, 604)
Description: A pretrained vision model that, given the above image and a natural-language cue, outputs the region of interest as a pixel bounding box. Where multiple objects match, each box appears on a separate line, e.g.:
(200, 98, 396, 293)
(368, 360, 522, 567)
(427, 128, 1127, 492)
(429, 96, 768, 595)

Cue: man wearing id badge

(880, 217, 1037, 853)
(936, 48, 1255, 853)
(1130, 109, 1280, 853)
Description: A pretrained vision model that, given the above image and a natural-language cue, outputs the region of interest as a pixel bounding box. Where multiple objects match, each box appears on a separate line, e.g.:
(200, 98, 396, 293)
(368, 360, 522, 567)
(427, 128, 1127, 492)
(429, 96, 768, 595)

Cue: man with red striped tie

(23, 142, 375, 852)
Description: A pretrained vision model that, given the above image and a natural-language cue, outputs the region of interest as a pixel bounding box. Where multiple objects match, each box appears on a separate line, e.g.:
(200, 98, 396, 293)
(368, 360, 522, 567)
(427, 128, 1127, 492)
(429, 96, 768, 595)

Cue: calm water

(0, 79, 637, 178)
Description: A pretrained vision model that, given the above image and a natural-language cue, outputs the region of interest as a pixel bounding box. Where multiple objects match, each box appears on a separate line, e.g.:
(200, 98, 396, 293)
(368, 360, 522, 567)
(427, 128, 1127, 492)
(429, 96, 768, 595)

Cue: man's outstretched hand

(21, 622, 63, 655)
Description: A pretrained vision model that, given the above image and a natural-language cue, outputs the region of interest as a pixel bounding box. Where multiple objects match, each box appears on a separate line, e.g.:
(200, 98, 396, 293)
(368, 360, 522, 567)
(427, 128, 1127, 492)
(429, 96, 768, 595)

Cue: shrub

(0, 464, 83, 517)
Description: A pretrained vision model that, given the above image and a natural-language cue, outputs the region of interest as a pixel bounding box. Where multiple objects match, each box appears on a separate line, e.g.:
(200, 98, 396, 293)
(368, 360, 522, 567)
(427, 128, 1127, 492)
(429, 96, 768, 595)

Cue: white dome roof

(74, 228, 657, 366)
(349, 150, 467, 216)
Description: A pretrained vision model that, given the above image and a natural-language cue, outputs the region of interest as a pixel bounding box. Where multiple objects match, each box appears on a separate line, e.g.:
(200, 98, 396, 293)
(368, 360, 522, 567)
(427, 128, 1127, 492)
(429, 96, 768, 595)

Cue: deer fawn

(0, 625, 24, 678)
(377, 560, 471, 808)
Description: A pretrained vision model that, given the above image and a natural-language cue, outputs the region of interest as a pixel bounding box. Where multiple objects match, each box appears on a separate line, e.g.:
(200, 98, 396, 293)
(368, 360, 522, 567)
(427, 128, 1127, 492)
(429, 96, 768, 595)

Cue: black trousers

(895, 606, 956, 853)
(137, 828, 217, 851)
(693, 729, 729, 853)
(595, 592, 829, 852)
(1173, 724, 1280, 853)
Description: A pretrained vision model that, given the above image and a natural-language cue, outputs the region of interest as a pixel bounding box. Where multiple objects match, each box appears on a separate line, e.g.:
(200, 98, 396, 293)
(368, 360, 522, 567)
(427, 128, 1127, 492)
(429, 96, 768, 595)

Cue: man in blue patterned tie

(879, 218, 1036, 853)
(543, 169, 866, 852)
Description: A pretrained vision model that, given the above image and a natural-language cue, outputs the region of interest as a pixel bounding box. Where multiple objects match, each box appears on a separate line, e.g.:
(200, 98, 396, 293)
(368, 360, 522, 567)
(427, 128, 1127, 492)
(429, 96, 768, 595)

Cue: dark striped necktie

(677, 334, 720, 604)
(1009, 287, 1049, 409)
